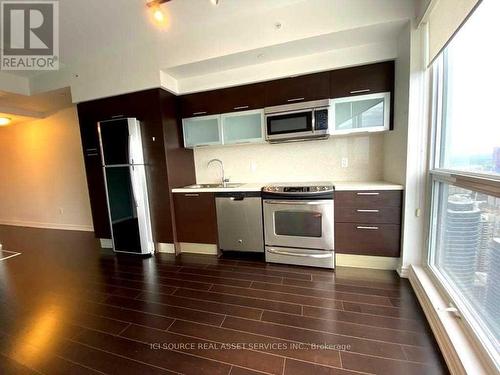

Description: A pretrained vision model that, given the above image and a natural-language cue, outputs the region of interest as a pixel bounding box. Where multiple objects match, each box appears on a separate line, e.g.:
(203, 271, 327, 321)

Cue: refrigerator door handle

(130, 166, 139, 208)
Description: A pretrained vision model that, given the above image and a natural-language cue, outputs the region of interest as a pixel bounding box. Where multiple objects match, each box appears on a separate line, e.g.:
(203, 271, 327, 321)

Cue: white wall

(194, 134, 384, 184)
(382, 22, 430, 276)
(384, 22, 410, 185)
(0, 106, 94, 231)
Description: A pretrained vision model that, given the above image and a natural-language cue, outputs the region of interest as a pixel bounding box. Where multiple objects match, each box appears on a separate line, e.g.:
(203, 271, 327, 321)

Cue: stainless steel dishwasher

(215, 192, 264, 253)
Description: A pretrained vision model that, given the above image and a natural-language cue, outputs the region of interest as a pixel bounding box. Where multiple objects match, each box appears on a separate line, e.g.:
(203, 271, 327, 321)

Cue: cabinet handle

(86, 153, 99, 156)
(350, 89, 371, 94)
(233, 105, 249, 110)
(356, 209, 380, 213)
(184, 194, 200, 197)
(287, 97, 305, 102)
(267, 248, 333, 259)
(357, 226, 379, 230)
(356, 192, 379, 196)
(86, 148, 97, 152)
(192, 111, 207, 116)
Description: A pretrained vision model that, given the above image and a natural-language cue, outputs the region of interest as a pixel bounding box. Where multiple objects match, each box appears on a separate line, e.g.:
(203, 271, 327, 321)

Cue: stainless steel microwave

(264, 99, 331, 143)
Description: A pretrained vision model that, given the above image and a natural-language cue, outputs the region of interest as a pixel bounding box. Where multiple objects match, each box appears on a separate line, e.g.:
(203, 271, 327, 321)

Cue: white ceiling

(165, 20, 406, 79)
(0, 0, 417, 102)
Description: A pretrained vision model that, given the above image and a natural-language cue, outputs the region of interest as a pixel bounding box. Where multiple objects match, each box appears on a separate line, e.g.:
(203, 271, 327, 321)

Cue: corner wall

(0, 106, 94, 231)
(384, 21, 430, 276)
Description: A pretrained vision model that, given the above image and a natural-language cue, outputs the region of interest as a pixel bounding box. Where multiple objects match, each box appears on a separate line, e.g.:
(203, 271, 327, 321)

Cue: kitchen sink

(185, 183, 243, 189)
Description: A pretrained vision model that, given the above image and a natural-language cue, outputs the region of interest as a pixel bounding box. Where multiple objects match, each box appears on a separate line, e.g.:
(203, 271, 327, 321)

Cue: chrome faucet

(207, 158, 229, 186)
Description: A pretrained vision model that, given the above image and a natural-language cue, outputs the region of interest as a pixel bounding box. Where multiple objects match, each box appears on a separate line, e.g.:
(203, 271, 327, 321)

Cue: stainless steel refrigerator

(98, 118, 154, 255)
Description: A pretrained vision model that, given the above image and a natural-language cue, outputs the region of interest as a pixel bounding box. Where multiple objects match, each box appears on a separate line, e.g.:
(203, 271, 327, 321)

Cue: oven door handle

(264, 200, 330, 206)
(267, 248, 333, 258)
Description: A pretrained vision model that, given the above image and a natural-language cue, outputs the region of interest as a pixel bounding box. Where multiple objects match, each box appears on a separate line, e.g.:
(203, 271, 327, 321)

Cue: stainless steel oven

(262, 182, 335, 269)
(265, 99, 331, 143)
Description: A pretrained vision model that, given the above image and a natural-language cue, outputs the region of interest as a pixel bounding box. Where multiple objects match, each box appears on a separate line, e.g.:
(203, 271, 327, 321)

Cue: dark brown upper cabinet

(218, 83, 266, 113)
(330, 61, 395, 98)
(180, 90, 222, 118)
(264, 71, 330, 107)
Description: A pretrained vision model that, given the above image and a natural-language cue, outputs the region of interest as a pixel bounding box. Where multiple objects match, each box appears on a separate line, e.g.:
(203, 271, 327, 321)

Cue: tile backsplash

(194, 134, 384, 183)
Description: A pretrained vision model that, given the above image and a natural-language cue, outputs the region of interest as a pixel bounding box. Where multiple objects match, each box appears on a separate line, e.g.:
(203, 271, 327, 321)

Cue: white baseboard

(99, 238, 113, 249)
(409, 266, 495, 375)
(336, 254, 399, 270)
(157, 242, 175, 254)
(397, 264, 410, 278)
(179, 242, 217, 255)
(0, 220, 93, 232)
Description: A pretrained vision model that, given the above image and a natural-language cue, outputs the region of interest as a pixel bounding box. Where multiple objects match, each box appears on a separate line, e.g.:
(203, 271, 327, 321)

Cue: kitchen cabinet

(182, 115, 222, 148)
(335, 223, 401, 257)
(331, 92, 391, 135)
(218, 83, 266, 113)
(173, 192, 218, 244)
(180, 90, 221, 118)
(335, 190, 402, 257)
(221, 109, 264, 145)
(329, 61, 394, 98)
(264, 71, 330, 107)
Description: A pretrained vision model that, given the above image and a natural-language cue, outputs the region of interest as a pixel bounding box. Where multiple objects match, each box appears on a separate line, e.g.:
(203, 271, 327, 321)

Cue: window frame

(425, 44, 500, 373)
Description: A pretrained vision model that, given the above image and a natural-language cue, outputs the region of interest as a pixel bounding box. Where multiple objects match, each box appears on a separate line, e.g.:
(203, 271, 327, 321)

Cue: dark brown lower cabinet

(173, 192, 217, 244)
(335, 190, 403, 257)
(335, 223, 401, 257)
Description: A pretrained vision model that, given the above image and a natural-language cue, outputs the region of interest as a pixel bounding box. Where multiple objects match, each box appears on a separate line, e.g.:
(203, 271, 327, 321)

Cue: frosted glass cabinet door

(221, 109, 264, 144)
(183, 115, 222, 148)
(331, 92, 390, 135)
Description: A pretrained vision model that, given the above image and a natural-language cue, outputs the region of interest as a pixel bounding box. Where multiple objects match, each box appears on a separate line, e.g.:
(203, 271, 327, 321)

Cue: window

(428, 0, 500, 369)
(437, 0, 500, 175)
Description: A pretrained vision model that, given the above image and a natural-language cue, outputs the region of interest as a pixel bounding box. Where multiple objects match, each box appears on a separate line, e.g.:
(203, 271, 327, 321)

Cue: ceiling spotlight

(153, 6, 165, 22)
(0, 117, 12, 126)
(210, 0, 220, 5)
(147, 0, 170, 26)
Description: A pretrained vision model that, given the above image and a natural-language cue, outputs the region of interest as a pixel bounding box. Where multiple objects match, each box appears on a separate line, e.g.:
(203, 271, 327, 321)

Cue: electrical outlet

(58, 207, 64, 215)
(341, 158, 349, 168)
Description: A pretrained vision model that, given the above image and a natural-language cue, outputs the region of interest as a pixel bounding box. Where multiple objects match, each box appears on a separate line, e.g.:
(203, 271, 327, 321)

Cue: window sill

(408, 265, 497, 375)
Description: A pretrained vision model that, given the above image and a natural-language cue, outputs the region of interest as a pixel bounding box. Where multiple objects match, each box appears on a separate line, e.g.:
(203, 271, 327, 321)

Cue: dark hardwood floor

(0, 225, 448, 375)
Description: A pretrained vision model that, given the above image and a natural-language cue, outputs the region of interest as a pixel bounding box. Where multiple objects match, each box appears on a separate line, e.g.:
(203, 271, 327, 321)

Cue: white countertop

(172, 183, 263, 193)
(172, 181, 404, 193)
(332, 181, 404, 191)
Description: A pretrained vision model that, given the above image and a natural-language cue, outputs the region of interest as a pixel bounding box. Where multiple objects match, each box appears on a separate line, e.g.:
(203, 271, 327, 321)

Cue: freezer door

(98, 118, 144, 166)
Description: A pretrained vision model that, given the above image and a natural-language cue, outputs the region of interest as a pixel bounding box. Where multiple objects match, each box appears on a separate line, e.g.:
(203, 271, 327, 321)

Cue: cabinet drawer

(335, 191, 402, 208)
(173, 192, 217, 244)
(335, 223, 401, 257)
(335, 206, 401, 224)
